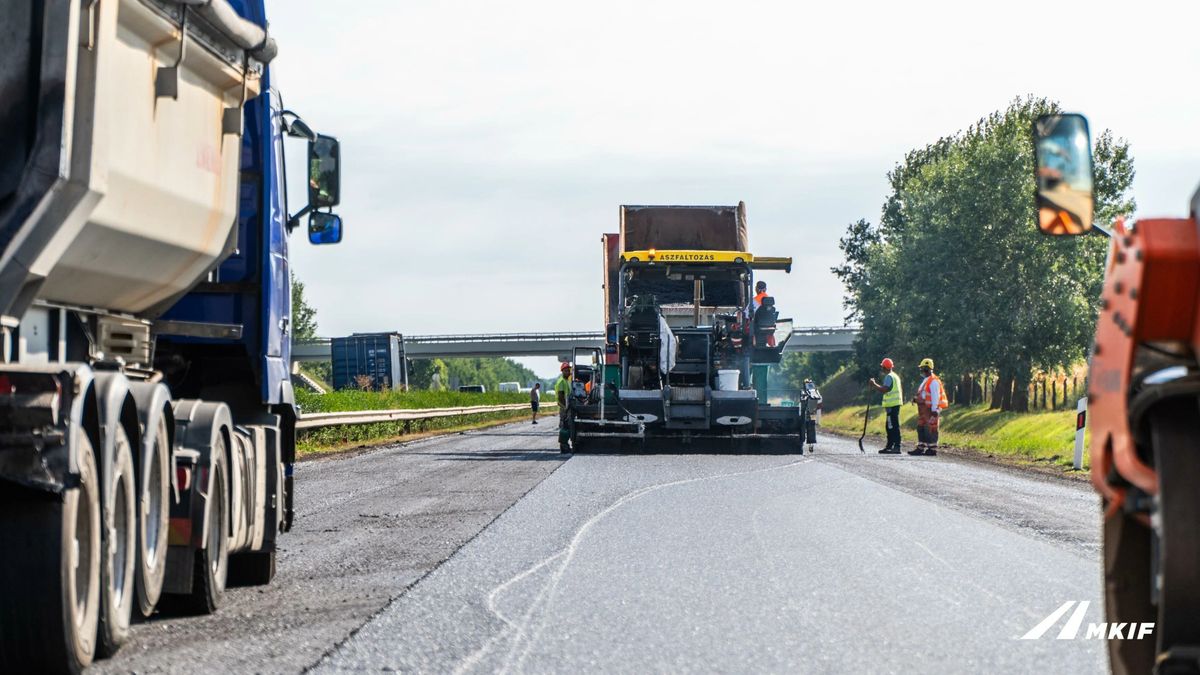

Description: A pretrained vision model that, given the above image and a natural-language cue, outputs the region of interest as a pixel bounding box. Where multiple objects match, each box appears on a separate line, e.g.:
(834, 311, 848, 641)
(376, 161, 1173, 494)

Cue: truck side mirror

(308, 211, 343, 245)
(1032, 114, 1094, 235)
(308, 134, 340, 208)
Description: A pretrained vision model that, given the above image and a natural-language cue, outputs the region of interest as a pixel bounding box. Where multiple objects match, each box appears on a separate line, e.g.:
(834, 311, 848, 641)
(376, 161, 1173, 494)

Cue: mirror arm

(287, 203, 313, 233)
(280, 109, 317, 141)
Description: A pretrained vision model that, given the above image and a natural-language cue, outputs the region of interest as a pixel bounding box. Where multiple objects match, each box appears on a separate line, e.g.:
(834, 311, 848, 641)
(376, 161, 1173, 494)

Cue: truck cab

(0, 1, 342, 670)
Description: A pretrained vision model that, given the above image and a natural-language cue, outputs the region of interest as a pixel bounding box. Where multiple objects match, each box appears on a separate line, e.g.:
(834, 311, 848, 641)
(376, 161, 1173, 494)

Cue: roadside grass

(820, 403, 1089, 471)
(295, 388, 554, 456)
(297, 409, 543, 456)
(296, 388, 539, 413)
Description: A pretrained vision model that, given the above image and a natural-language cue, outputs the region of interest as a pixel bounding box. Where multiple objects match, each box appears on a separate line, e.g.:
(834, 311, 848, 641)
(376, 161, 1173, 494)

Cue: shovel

(857, 400, 870, 453)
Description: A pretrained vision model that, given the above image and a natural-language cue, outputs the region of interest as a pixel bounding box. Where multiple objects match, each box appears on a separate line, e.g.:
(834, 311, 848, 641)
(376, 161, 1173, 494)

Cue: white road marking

(455, 457, 813, 674)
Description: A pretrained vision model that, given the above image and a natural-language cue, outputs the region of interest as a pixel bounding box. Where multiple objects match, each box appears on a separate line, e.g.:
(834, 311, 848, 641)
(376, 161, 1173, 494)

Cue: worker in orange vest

(752, 280, 768, 310)
(910, 357, 947, 456)
(744, 280, 769, 320)
(747, 281, 778, 347)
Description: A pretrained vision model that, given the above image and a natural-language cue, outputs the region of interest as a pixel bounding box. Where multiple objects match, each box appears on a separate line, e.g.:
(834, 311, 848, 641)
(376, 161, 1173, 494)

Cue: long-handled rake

(857, 400, 870, 453)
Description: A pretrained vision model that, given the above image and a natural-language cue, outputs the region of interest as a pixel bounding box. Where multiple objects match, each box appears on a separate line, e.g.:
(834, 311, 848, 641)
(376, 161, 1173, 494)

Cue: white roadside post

(1073, 397, 1088, 470)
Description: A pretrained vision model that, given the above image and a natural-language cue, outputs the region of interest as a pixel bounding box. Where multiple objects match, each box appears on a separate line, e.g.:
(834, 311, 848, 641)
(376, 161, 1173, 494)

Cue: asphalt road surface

(97, 422, 1108, 674)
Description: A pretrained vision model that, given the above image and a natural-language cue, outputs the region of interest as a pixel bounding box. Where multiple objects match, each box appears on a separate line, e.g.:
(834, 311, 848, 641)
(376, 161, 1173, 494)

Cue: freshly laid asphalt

(97, 422, 1108, 674)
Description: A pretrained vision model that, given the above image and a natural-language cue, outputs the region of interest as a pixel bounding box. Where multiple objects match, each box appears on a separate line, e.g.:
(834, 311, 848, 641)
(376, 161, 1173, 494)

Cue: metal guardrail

(296, 403, 546, 430)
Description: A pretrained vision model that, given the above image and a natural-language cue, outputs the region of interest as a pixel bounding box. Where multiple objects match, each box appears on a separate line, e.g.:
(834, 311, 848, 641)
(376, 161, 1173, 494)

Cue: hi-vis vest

(881, 371, 903, 407)
(919, 375, 949, 410)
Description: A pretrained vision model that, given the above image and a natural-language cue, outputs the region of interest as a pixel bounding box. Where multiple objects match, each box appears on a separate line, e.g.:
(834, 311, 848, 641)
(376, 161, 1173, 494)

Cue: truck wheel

(1102, 498, 1155, 675)
(1147, 397, 1200, 671)
(1104, 396, 1200, 675)
(135, 416, 170, 617)
(0, 435, 102, 673)
(183, 441, 229, 615)
(228, 550, 276, 587)
(98, 426, 136, 656)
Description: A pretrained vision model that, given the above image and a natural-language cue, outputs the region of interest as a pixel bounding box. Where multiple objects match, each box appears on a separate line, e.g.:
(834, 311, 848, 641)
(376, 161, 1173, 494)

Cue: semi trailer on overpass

(0, 1, 341, 670)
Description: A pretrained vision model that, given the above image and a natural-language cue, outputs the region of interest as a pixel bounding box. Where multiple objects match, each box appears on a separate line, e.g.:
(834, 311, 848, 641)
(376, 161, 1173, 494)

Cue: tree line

(832, 97, 1135, 412)
(408, 357, 541, 392)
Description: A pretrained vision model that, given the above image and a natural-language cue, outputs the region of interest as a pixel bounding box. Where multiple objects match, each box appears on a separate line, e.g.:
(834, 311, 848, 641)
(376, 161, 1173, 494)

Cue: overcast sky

(269, 1, 1200, 377)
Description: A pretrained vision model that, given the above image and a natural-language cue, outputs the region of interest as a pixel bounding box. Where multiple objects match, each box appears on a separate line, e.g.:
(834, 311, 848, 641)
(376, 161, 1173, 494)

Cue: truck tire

(135, 416, 170, 617)
(1104, 396, 1200, 675)
(0, 436, 102, 673)
(98, 426, 136, 656)
(1103, 498, 1155, 675)
(181, 440, 229, 615)
(1147, 397, 1200, 671)
(228, 550, 276, 587)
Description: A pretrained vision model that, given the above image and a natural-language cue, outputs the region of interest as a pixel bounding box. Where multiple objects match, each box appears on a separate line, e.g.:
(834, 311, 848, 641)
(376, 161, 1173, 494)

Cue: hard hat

(919, 358, 934, 370)
(880, 358, 894, 369)
(560, 362, 571, 372)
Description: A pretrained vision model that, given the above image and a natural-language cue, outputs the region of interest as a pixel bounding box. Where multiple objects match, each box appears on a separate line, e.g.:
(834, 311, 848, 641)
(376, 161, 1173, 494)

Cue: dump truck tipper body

(563, 203, 805, 452)
(0, 1, 342, 670)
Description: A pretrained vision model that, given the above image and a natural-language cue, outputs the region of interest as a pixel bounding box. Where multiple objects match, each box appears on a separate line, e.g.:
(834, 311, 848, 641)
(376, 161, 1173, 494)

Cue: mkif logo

(1020, 601, 1155, 641)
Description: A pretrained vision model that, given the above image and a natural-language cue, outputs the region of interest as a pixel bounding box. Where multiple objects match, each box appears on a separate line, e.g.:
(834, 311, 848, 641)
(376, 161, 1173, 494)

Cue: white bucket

(717, 369, 740, 391)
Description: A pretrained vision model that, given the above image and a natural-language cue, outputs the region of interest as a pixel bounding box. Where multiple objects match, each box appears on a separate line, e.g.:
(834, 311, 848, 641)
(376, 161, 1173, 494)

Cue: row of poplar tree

(833, 97, 1136, 412)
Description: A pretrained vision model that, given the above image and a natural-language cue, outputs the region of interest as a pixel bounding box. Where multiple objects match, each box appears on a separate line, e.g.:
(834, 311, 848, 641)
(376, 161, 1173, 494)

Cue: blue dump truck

(0, 1, 341, 670)
(562, 204, 806, 452)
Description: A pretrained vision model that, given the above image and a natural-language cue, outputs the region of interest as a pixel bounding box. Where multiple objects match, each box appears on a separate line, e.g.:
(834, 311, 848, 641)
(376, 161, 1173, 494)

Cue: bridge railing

(294, 326, 857, 345)
(291, 326, 861, 360)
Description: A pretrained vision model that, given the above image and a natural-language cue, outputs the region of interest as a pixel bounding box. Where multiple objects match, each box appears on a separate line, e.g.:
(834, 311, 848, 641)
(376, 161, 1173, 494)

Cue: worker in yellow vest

(556, 362, 573, 452)
(869, 357, 903, 454)
(911, 357, 947, 456)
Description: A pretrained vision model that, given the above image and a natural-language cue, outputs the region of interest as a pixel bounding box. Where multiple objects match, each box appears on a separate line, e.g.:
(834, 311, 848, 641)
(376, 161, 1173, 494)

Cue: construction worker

(555, 362, 572, 431)
(753, 280, 768, 310)
(745, 280, 769, 320)
(911, 357, 947, 456)
(530, 382, 541, 424)
(869, 357, 903, 454)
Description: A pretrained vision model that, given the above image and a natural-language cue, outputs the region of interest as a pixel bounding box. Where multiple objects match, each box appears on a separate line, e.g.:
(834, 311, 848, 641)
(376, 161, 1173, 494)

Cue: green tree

(408, 357, 540, 392)
(291, 276, 331, 385)
(772, 352, 852, 393)
(291, 278, 319, 340)
(408, 358, 449, 390)
(834, 97, 1135, 411)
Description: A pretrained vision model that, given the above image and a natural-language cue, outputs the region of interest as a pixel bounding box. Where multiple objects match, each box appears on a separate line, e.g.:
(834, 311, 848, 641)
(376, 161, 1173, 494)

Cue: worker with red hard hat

(869, 357, 903, 453)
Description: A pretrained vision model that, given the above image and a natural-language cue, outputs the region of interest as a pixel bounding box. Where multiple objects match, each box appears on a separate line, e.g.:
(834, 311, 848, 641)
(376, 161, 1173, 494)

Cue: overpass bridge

(291, 326, 859, 362)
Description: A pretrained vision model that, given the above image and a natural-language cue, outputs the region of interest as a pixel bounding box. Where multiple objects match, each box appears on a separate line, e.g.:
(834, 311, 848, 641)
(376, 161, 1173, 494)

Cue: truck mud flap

(163, 400, 231, 595)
